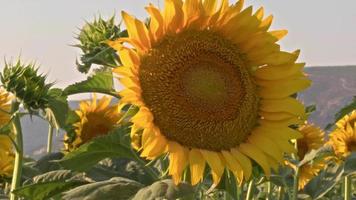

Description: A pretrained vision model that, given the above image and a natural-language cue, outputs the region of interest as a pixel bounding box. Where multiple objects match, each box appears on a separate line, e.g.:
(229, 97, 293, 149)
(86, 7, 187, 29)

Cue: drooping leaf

(57, 127, 133, 171)
(62, 177, 143, 200)
(33, 152, 64, 173)
(13, 170, 86, 200)
(132, 179, 195, 200)
(63, 71, 117, 97)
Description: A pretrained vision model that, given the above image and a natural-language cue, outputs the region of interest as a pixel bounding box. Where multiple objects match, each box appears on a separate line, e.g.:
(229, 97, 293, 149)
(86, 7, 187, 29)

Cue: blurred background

(0, 0, 355, 158)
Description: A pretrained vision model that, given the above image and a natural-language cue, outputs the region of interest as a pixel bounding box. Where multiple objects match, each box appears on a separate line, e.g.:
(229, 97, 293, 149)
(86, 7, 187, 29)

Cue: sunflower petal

(122, 11, 151, 51)
(239, 143, 271, 176)
(200, 150, 225, 185)
(189, 149, 206, 185)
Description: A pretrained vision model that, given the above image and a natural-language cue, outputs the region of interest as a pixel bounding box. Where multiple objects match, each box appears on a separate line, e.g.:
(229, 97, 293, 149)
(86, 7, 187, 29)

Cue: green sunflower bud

(0, 60, 53, 112)
(74, 15, 127, 73)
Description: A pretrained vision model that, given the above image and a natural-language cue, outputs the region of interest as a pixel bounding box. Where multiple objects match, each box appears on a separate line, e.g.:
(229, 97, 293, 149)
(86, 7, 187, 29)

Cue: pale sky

(1, 0, 356, 92)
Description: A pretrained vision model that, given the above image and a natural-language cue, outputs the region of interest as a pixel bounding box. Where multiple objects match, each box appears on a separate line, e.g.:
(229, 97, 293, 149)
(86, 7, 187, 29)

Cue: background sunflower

(64, 95, 122, 151)
(328, 110, 356, 159)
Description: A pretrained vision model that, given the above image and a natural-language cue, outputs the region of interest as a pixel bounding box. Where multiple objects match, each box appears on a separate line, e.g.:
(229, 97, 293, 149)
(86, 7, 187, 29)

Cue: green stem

(266, 181, 272, 200)
(277, 186, 284, 200)
(344, 175, 351, 200)
(246, 179, 255, 200)
(46, 124, 54, 153)
(292, 167, 300, 200)
(10, 102, 23, 200)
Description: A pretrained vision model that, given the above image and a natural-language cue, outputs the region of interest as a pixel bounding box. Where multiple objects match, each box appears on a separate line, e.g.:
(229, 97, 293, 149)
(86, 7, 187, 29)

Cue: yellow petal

(168, 142, 188, 184)
(248, 133, 284, 162)
(189, 149, 206, 185)
(122, 11, 151, 51)
(164, 0, 184, 33)
(239, 143, 271, 176)
(200, 150, 225, 185)
(141, 134, 167, 158)
(230, 148, 252, 180)
(260, 97, 305, 116)
(146, 4, 164, 41)
(258, 78, 311, 99)
(259, 15, 273, 31)
(203, 0, 217, 16)
(221, 150, 243, 184)
(255, 63, 305, 80)
(251, 50, 299, 66)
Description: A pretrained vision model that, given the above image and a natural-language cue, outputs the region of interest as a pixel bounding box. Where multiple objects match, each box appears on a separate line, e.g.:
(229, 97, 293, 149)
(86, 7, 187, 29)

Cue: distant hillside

(22, 66, 356, 158)
(300, 66, 356, 129)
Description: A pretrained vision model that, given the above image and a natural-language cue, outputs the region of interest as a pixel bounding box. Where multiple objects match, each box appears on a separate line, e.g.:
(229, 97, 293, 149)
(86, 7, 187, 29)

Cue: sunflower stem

(46, 124, 54, 153)
(292, 166, 299, 200)
(344, 175, 351, 200)
(10, 101, 23, 200)
(266, 181, 272, 200)
(245, 179, 254, 200)
(277, 186, 284, 200)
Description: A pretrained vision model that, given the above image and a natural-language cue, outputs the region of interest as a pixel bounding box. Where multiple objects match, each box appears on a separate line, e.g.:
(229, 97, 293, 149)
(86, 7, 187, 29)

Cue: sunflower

(109, 0, 310, 185)
(0, 136, 14, 177)
(328, 110, 356, 159)
(295, 124, 326, 190)
(64, 95, 122, 151)
(0, 88, 14, 177)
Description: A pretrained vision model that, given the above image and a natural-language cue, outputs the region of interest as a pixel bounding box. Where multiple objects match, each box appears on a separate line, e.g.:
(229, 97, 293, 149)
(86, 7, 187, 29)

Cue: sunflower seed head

(0, 60, 53, 112)
(75, 15, 126, 73)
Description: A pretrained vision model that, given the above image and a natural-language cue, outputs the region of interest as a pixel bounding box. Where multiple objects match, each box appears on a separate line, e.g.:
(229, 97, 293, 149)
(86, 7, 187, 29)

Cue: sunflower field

(1, 0, 356, 200)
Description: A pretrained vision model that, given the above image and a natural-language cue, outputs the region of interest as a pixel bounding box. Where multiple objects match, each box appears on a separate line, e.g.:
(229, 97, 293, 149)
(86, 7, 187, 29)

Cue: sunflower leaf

(13, 170, 86, 200)
(44, 88, 69, 130)
(132, 179, 194, 200)
(57, 126, 133, 171)
(61, 177, 143, 200)
(63, 71, 117, 97)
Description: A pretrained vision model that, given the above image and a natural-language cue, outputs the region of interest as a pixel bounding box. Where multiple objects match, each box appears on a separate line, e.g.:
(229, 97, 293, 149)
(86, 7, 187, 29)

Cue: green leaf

(63, 71, 117, 97)
(13, 170, 85, 200)
(132, 179, 194, 200)
(343, 152, 356, 175)
(45, 88, 69, 130)
(62, 177, 143, 200)
(58, 127, 133, 171)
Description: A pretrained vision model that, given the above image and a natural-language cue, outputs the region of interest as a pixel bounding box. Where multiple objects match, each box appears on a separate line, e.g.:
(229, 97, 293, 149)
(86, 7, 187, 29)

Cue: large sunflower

(328, 110, 356, 159)
(109, 0, 310, 185)
(295, 124, 326, 190)
(64, 95, 122, 151)
(0, 88, 14, 177)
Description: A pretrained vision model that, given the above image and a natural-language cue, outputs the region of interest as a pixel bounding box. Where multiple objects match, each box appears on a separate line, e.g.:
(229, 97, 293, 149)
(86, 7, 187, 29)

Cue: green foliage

(303, 163, 344, 199)
(62, 177, 143, 200)
(74, 15, 126, 73)
(132, 179, 194, 200)
(44, 88, 69, 130)
(13, 170, 86, 200)
(0, 60, 54, 113)
(58, 126, 134, 172)
(63, 70, 117, 98)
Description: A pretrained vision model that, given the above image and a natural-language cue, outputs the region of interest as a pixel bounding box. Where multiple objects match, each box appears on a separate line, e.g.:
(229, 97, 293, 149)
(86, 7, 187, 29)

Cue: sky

(0, 0, 356, 92)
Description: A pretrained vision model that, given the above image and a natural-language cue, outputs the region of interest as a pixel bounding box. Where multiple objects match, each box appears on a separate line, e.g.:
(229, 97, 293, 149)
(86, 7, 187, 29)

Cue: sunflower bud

(0, 60, 53, 112)
(74, 15, 127, 73)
